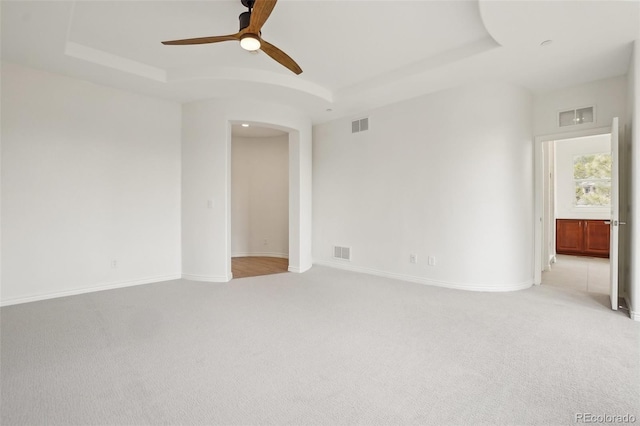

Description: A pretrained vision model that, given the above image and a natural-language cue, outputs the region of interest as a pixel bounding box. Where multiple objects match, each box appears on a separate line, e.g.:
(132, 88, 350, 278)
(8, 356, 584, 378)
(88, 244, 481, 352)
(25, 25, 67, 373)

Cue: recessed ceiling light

(540, 40, 553, 47)
(241, 123, 249, 127)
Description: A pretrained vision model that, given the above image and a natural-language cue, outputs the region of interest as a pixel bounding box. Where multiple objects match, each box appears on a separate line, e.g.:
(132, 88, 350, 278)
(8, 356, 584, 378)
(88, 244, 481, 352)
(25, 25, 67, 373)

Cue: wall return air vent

(558, 106, 594, 127)
(333, 246, 351, 261)
(351, 117, 369, 133)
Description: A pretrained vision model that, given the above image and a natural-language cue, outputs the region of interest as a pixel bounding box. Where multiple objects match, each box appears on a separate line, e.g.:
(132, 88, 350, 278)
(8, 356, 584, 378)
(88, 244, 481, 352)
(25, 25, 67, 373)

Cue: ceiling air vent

(559, 106, 595, 127)
(351, 117, 369, 133)
(333, 246, 351, 261)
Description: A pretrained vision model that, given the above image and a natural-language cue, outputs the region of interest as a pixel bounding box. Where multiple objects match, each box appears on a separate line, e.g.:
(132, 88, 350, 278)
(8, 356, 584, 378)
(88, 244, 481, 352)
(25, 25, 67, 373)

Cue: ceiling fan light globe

(240, 35, 261, 51)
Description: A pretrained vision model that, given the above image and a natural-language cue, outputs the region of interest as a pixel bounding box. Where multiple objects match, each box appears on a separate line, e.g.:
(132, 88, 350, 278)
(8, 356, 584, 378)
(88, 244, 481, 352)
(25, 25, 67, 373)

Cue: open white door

(609, 117, 619, 310)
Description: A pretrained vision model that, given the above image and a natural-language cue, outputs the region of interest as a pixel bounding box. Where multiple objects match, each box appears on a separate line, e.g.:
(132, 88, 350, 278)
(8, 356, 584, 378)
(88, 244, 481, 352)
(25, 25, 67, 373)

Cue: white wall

(181, 99, 312, 282)
(313, 83, 534, 291)
(534, 75, 627, 136)
(231, 135, 289, 258)
(554, 134, 611, 220)
(1, 63, 181, 305)
(627, 41, 640, 320)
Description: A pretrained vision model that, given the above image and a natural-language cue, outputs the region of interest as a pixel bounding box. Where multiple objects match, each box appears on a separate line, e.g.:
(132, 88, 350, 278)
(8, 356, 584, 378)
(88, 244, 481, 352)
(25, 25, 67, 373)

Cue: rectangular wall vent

(333, 246, 351, 261)
(351, 117, 369, 133)
(558, 106, 595, 127)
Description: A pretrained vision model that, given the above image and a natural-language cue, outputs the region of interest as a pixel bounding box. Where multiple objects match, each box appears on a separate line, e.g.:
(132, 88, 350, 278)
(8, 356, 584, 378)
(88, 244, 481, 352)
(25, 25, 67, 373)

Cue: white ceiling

(231, 124, 288, 138)
(2, 1, 638, 123)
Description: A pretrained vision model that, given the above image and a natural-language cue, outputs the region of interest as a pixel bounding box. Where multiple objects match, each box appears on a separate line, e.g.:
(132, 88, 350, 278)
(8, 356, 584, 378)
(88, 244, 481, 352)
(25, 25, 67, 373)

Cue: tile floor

(541, 254, 610, 294)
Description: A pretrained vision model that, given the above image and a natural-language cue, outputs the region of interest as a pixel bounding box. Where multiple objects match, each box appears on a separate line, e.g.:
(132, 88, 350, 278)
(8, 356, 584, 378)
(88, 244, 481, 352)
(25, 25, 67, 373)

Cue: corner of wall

(626, 39, 640, 318)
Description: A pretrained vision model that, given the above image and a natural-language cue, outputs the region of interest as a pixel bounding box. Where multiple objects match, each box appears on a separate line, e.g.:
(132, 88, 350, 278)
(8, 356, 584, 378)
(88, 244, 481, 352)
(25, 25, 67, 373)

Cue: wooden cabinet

(556, 219, 610, 258)
(556, 219, 583, 254)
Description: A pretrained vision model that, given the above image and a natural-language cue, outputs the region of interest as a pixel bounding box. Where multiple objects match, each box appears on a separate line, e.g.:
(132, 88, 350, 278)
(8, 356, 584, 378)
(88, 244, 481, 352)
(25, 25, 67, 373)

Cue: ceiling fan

(161, 0, 302, 75)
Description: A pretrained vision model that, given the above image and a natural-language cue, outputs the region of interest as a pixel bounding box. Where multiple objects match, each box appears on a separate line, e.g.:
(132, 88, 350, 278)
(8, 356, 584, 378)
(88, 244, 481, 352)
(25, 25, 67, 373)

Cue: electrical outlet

(111, 260, 117, 269)
(263, 239, 268, 246)
(428, 256, 436, 266)
(409, 254, 418, 264)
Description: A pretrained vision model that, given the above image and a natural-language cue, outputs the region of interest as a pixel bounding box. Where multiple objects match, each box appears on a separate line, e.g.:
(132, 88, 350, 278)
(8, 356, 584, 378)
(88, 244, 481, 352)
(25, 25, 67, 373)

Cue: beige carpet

(1, 266, 638, 425)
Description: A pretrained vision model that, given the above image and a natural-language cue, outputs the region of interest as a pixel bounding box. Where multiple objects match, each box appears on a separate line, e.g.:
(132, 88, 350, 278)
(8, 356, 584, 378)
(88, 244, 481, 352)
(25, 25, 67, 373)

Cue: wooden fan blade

(260, 39, 302, 75)
(162, 33, 239, 45)
(247, 0, 277, 33)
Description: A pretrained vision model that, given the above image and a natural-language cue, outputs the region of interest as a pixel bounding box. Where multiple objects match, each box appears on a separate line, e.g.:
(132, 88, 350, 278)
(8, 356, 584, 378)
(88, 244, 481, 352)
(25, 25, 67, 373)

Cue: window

(573, 153, 611, 207)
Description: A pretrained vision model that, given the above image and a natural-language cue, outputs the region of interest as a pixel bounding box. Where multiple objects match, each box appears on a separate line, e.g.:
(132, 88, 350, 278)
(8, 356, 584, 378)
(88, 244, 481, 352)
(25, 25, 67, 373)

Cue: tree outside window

(573, 153, 611, 207)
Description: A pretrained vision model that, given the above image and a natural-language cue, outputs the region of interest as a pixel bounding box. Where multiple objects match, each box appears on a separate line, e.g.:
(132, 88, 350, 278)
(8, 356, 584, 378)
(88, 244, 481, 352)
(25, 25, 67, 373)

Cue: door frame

(226, 119, 310, 278)
(533, 125, 613, 285)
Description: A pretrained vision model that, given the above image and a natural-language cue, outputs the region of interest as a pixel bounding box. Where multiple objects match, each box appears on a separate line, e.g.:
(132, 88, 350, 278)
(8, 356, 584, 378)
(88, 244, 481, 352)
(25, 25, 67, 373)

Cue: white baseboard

(288, 264, 312, 273)
(313, 260, 533, 292)
(0, 274, 182, 307)
(231, 252, 289, 259)
(624, 296, 639, 321)
(181, 273, 231, 283)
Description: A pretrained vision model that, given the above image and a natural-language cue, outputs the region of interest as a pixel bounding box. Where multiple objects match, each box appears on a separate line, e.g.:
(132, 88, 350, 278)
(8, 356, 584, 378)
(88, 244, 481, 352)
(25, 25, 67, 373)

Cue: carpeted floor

(1, 266, 638, 425)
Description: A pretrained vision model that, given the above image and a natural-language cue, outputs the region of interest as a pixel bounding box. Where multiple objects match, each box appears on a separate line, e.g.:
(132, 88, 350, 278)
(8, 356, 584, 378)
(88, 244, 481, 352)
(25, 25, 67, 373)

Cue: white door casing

(609, 117, 620, 310)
